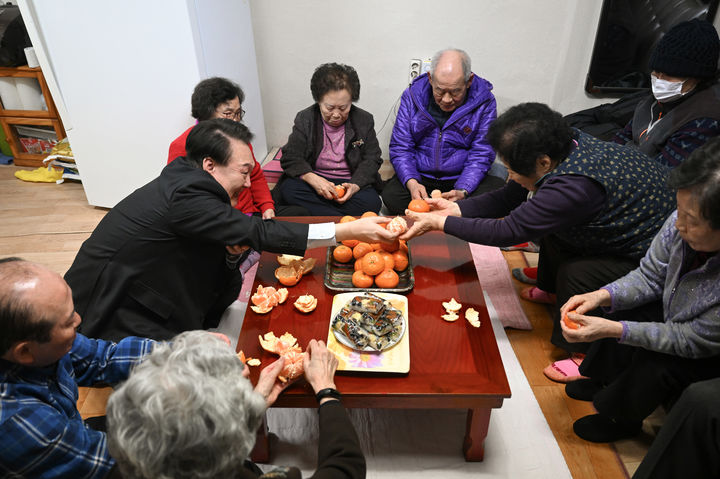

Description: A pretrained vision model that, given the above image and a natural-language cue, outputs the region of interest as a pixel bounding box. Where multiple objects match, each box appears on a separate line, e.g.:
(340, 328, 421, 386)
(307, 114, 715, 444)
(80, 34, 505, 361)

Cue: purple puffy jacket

(389, 73, 497, 193)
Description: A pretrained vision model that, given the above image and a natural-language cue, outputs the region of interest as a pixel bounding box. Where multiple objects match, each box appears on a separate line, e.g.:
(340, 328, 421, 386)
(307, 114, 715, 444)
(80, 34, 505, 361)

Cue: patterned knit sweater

(605, 212, 720, 358)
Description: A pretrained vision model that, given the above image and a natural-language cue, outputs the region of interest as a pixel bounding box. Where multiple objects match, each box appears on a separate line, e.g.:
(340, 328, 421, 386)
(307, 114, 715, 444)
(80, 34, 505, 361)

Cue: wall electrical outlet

(408, 58, 432, 84)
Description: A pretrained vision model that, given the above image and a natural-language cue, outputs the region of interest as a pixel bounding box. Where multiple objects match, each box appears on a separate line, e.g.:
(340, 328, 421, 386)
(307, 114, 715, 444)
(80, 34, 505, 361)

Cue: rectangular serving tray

(324, 244, 415, 293)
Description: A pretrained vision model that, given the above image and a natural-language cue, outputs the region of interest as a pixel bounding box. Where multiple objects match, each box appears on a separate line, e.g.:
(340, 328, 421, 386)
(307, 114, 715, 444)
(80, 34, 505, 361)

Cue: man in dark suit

(65, 119, 395, 341)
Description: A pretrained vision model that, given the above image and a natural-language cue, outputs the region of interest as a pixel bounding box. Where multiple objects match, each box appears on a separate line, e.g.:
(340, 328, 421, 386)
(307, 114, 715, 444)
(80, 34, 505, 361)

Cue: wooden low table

(237, 219, 511, 462)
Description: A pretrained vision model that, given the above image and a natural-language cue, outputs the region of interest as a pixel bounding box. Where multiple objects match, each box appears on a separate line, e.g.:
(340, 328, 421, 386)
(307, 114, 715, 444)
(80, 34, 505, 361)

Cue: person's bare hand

(406, 179, 428, 200)
(254, 357, 290, 406)
(335, 216, 397, 243)
(559, 289, 612, 319)
(303, 173, 337, 200)
(335, 183, 359, 204)
(226, 244, 250, 256)
(425, 198, 461, 217)
(262, 209, 276, 220)
(303, 339, 338, 393)
(561, 312, 623, 343)
(442, 189, 466, 202)
(400, 211, 446, 240)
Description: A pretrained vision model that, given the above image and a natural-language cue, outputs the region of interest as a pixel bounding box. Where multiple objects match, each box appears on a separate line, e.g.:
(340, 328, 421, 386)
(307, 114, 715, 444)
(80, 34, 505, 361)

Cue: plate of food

(330, 292, 407, 352)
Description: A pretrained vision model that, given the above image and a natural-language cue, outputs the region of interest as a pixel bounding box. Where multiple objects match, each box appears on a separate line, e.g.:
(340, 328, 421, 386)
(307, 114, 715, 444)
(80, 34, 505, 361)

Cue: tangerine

(375, 269, 400, 288)
(408, 199, 430, 213)
(362, 251, 385, 276)
(361, 211, 378, 218)
(341, 239, 359, 248)
(352, 270, 374, 288)
(386, 216, 408, 234)
(333, 245, 353, 263)
(392, 250, 409, 271)
(352, 242, 373, 260)
(398, 239, 409, 253)
(339, 215, 356, 223)
(335, 185, 346, 199)
(354, 259, 363, 271)
(378, 250, 395, 271)
(563, 310, 580, 330)
(379, 239, 400, 252)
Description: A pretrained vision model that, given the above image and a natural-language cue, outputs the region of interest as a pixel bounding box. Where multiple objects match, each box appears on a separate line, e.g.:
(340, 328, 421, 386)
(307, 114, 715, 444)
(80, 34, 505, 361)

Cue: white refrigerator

(18, 0, 268, 208)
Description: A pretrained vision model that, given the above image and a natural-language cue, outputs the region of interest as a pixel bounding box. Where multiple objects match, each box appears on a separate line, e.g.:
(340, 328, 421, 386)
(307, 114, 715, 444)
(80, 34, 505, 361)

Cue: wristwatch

(459, 189, 468, 198)
(315, 387, 342, 403)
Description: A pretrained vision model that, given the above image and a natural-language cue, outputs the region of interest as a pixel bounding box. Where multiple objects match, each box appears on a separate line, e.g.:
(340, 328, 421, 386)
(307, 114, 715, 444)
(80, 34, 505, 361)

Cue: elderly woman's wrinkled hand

(335, 183, 359, 204)
(399, 211, 446, 241)
(560, 289, 612, 319)
(303, 339, 338, 393)
(425, 198, 461, 216)
(561, 313, 623, 343)
(254, 356, 290, 406)
(303, 172, 337, 201)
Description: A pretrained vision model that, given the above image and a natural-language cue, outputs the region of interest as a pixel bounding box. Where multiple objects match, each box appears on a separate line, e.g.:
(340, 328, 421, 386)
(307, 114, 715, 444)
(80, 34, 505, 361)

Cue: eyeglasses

(431, 85, 466, 100)
(218, 108, 245, 121)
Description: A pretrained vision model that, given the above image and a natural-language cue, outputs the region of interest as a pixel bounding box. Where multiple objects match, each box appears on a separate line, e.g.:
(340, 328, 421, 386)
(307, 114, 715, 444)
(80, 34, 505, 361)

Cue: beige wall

(249, 0, 606, 155)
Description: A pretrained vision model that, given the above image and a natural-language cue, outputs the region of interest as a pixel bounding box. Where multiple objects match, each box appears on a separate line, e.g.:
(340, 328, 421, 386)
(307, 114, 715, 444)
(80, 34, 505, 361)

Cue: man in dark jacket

(65, 119, 396, 342)
(381, 48, 505, 215)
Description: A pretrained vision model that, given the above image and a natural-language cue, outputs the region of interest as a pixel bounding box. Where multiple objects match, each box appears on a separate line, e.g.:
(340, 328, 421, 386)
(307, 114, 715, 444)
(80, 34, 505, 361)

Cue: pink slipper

(520, 286, 556, 304)
(543, 354, 589, 383)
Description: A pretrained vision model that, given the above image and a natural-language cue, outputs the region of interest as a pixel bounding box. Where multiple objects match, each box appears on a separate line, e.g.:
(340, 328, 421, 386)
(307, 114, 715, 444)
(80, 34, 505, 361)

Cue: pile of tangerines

(332, 212, 410, 289)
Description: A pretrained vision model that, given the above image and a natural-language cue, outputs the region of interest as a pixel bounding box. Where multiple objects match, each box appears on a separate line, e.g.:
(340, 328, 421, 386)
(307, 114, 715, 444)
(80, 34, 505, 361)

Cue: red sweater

(168, 126, 274, 214)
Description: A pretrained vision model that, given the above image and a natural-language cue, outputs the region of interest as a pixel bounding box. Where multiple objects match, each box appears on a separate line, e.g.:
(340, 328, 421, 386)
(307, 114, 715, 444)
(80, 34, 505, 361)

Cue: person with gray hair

(0, 257, 155, 478)
(382, 48, 505, 215)
(107, 331, 366, 479)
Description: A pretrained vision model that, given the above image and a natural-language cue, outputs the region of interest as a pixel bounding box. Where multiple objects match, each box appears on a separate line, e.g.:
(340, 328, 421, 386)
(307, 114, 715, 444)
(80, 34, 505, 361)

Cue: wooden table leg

(463, 408, 491, 461)
(250, 413, 269, 463)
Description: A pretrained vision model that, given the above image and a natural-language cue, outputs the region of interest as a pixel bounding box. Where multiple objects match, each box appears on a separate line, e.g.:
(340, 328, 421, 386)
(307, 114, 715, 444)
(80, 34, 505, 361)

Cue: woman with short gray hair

(107, 331, 365, 478)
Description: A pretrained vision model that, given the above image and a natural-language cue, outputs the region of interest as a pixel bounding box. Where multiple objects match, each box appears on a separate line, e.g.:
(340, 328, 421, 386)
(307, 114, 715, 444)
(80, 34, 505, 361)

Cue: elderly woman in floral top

(560, 137, 720, 443)
(273, 63, 383, 216)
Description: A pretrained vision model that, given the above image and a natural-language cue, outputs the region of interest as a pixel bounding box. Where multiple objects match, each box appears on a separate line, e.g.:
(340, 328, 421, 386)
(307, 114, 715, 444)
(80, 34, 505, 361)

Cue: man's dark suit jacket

(65, 159, 308, 341)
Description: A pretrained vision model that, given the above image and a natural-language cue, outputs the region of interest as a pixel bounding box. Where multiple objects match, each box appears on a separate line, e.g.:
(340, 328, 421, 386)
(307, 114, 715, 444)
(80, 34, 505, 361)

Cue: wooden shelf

(0, 66, 66, 167)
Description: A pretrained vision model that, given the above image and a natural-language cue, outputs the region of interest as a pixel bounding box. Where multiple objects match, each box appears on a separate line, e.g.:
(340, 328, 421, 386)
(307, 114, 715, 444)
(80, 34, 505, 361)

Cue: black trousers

(632, 378, 720, 479)
(579, 339, 720, 425)
(274, 176, 382, 216)
(536, 235, 639, 353)
(380, 174, 506, 215)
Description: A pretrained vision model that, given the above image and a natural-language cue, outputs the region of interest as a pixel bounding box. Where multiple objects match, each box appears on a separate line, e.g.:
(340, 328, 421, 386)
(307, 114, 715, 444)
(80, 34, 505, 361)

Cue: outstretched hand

(335, 216, 397, 243)
(400, 210, 445, 240)
(425, 198, 462, 216)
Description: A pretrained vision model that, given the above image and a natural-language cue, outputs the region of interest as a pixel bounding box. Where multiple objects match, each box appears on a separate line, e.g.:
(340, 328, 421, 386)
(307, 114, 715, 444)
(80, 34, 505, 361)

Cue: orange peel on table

(237, 350, 247, 364)
(274, 256, 316, 286)
(294, 294, 318, 313)
(465, 308, 481, 328)
(250, 285, 289, 314)
(246, 358, 261, 367)
(441, 312, 459, 322)
(257, 331, 306, 382)
(442, 298, 462, 313)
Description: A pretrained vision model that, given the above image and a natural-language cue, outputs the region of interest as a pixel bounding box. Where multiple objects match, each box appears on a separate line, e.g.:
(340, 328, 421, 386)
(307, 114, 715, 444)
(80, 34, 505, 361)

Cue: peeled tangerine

(386, 216, 408, 235)
(294, 294, 318, 313)
(257, 331, 305, 383)
(250, 285, 289, 314)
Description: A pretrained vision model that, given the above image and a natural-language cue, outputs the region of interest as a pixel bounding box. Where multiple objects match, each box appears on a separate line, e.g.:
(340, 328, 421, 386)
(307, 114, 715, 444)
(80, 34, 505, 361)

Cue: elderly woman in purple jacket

(381, 48, 506, 215)
(557, 138, 720, 444)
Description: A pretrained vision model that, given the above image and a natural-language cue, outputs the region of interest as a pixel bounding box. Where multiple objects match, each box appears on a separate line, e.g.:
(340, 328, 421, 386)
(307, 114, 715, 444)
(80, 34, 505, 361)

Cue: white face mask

(651, 74, 687, 102)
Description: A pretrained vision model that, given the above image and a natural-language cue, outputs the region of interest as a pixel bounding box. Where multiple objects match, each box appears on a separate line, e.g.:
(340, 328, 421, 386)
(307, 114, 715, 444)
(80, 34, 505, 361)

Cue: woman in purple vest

(400, 102, 675, 374)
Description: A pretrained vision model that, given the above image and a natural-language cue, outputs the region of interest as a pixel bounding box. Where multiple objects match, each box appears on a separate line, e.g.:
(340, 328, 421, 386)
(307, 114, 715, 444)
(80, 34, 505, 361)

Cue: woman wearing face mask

(514, 19, 720, 327)
(273, 63, 383, 216)
(613, 18, 720, 168)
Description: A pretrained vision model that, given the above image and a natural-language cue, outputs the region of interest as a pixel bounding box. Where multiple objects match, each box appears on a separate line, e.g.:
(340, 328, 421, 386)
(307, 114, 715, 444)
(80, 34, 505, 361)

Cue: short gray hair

(430, 48, 472, 82)
(107, 331, 267, 479)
